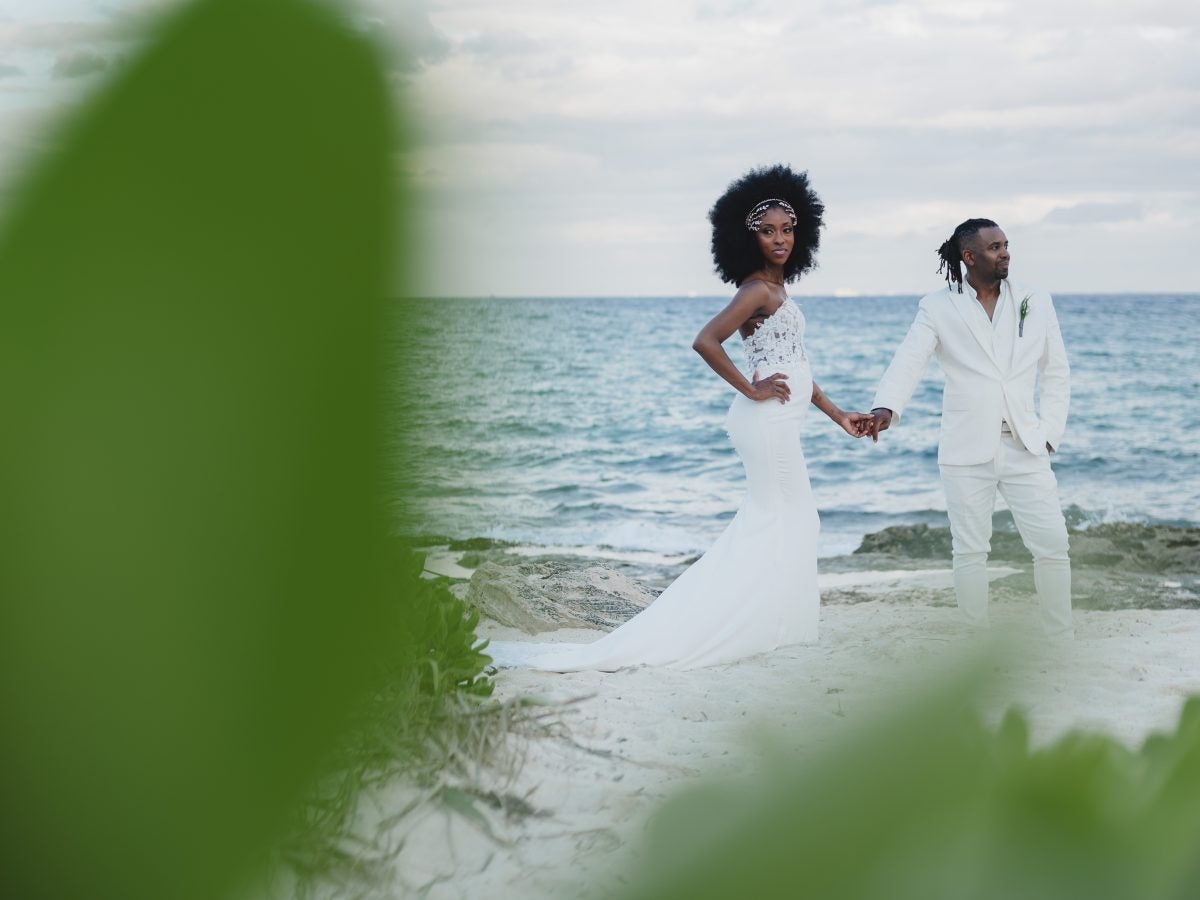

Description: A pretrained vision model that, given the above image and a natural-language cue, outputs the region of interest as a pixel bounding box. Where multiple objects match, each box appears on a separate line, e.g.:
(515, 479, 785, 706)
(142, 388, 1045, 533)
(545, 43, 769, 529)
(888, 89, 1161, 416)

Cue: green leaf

(0, 2, 401, 899)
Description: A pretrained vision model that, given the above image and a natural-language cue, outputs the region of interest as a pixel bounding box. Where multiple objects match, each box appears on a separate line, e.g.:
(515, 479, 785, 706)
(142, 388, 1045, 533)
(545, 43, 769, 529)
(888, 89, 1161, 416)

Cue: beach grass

(272, 547, 554, 896)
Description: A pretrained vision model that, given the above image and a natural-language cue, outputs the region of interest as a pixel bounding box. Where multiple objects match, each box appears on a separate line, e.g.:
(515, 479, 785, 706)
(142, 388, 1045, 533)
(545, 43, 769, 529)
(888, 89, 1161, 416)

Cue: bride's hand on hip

(749, 371, 790, 404)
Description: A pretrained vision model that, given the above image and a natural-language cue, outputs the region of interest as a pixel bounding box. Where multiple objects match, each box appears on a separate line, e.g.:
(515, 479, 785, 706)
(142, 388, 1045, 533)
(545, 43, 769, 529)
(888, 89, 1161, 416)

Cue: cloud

(1041, 202, 1145, 226)
(0, 63, 22, 79)
(693, 0, 777, 19)
(356, 0, 451, 75)
(2, 0, 1196, 294)
(459, 28, 543, 59)
(51, 49, 110, 79)
(0, 20, 109, 52)
(562, 216, 707, 246)
(403, 139, 602, 189)
(99, 0, 186, 39)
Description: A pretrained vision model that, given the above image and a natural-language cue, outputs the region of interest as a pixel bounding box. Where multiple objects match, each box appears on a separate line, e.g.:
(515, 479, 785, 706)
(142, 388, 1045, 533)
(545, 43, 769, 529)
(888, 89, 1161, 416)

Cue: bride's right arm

(692, 285, 787, 404)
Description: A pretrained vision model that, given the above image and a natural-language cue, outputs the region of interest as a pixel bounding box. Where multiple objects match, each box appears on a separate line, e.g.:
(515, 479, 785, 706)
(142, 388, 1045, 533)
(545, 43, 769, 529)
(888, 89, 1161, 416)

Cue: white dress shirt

(958, 279, 1024, 449)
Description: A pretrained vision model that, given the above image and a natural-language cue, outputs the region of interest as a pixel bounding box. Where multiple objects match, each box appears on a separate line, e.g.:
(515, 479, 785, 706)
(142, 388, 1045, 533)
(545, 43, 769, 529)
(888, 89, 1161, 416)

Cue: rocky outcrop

(854, 524, 954, 558)
(849, 521, 1200, 610)
(465, 560, 655, 634)
(1069, 523, 1200, 572)
(437, 521, 1200, 625)
(856, 522, 1200, 573)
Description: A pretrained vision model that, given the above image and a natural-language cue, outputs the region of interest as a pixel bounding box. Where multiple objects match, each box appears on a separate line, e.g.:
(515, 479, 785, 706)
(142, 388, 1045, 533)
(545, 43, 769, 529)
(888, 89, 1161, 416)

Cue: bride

(486, 165, 870, 672)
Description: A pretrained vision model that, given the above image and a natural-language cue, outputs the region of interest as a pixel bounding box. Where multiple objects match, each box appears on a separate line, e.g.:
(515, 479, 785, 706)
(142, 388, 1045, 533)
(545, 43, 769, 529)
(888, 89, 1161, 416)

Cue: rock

(1069, 523, 1200, 574)
(854, 524, 952, 558)
(847, 521, 1200, 610)
(465, 560, 656, 634)
(855, 522, 1200, 574)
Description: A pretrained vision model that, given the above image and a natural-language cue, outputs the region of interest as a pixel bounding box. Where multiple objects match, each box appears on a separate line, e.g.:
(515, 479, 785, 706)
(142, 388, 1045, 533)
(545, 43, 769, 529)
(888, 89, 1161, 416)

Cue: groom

(868, 218, 1073, 636)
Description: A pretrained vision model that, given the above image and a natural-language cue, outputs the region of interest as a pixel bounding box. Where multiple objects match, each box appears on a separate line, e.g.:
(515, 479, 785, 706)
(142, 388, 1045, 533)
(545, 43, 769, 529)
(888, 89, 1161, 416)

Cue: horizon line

(392, 290, 1200, 300)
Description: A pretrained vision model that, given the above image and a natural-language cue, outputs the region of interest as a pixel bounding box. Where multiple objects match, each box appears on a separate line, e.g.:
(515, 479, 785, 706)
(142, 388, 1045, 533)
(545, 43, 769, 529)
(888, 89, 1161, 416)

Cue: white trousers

(939, 433, 1073, 636)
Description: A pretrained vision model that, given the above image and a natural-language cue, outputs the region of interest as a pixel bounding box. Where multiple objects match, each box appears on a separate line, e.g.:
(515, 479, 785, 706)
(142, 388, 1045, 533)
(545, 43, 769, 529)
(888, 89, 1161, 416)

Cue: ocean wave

(1063, 504, 1198, 531)
(395, 295, 1200, 564)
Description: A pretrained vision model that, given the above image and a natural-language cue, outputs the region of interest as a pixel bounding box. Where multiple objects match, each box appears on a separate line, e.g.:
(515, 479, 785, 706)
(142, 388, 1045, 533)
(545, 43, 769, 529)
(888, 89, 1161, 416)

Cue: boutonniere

(1018, 294, 1031, 337)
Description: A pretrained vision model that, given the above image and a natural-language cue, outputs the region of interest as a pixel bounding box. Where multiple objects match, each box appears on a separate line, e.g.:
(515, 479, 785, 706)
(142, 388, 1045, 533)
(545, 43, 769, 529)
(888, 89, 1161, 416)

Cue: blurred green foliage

(16, 1, 1196, 899)
(620, 672, 1200, 900)
(0, 1, 415, 899)
(281, 546, 494, 888)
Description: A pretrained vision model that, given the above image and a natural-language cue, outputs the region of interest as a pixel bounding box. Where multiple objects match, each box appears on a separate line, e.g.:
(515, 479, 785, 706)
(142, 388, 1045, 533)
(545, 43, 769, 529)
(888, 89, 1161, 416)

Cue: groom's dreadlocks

(936, 218, 998, 293)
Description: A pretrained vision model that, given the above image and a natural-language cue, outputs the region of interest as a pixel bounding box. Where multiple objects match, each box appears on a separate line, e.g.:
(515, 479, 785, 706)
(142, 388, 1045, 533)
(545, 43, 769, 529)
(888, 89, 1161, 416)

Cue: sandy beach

(356, 548, 1200, 900)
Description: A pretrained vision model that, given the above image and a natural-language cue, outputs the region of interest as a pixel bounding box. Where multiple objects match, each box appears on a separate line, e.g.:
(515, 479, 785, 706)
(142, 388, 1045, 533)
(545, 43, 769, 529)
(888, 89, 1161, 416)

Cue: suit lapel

(949, 289, 1001, 371)
(996, 285, 1016, 373)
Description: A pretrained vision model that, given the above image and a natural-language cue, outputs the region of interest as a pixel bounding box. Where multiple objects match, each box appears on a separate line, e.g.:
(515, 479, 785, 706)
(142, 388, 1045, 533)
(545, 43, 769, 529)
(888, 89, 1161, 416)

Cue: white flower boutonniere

(1018, 294, 1031, 337)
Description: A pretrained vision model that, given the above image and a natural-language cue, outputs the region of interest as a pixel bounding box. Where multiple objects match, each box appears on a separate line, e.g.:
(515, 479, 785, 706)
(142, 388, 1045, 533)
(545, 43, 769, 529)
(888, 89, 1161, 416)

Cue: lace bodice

(742, 296, 809, 373)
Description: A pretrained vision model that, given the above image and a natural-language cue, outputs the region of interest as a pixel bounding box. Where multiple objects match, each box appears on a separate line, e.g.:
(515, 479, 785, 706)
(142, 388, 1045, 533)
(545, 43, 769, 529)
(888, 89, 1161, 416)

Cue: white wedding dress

(487, 296, 821, 671)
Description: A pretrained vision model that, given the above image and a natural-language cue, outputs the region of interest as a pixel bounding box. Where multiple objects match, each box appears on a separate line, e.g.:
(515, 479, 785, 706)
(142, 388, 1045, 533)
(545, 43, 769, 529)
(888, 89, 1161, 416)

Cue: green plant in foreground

(619, 672, 1200, 900)
(277, 546, 501, 891)
(399, 550, 495, 702)
(0, 2, 406, 900)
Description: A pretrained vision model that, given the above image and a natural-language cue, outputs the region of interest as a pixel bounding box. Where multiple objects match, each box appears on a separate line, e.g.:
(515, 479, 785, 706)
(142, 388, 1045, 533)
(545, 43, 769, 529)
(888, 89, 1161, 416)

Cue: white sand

(361, 573, 1200, 899)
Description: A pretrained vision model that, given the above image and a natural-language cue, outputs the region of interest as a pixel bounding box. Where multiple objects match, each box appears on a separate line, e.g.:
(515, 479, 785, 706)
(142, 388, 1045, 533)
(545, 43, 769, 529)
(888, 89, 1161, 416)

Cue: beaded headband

(745, 198, 797, 232)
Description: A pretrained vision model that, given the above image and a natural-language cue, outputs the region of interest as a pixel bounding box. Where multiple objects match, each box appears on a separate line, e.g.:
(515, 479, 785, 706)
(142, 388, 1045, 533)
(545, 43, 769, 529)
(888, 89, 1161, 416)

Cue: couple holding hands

(487, 164, 1071, 675)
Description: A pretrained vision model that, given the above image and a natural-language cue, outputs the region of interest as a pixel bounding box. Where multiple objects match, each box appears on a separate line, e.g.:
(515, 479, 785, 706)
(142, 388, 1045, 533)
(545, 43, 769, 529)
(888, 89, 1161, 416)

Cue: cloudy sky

(1, 0, 1197, 296)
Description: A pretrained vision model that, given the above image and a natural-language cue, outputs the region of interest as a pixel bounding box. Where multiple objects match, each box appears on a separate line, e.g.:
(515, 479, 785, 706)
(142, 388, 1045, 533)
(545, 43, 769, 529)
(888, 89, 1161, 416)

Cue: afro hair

(708, 164, 824, 285)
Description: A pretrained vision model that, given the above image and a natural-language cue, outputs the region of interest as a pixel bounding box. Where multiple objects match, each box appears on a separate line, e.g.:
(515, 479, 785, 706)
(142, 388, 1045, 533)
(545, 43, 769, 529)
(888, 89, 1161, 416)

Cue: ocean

(394, 294, 1200, 586)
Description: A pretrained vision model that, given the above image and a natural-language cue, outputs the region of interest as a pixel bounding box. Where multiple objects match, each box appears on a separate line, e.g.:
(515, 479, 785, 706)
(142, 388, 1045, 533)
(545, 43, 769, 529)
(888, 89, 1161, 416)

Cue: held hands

(838, 411, 875, 438)
(809, 379, 872, 438)
(750, 375, 876, 442)
(866, 408, 893, 443)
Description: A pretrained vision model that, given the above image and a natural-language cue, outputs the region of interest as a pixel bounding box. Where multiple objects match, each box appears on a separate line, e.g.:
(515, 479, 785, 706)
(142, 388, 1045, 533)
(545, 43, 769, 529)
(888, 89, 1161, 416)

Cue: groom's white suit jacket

(872, 280, 1070, 466)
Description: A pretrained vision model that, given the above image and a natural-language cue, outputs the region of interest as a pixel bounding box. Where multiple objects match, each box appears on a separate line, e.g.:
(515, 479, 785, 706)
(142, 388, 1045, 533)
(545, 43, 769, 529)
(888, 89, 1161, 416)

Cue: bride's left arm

(811, 381, 871, 438)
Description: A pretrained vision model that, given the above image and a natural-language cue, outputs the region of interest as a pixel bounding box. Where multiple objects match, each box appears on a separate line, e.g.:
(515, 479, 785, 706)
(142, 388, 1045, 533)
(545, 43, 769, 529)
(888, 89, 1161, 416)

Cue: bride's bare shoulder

(730, 279, 776, 315)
